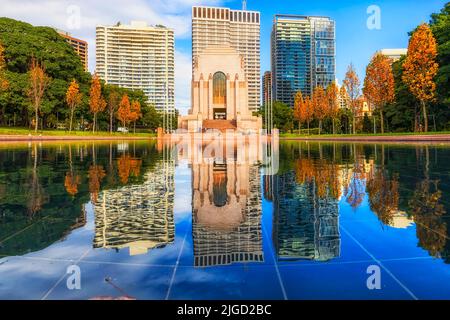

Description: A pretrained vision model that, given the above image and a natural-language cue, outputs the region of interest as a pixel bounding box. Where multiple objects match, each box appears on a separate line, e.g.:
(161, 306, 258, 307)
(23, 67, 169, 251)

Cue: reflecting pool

(1, 138, 450, 300)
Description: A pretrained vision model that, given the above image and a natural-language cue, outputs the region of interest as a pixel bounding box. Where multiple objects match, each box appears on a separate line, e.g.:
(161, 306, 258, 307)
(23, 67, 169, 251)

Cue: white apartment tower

(96, 21, 175, 113)
(192, 6, 261, 112)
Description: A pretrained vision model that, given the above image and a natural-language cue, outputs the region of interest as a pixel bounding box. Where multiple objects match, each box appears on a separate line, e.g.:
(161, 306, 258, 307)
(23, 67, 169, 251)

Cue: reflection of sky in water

(0, 141, 450, 300)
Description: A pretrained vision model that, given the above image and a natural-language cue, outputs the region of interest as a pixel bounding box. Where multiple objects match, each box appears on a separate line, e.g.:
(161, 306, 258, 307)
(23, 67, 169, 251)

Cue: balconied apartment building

(271, 15, 335, 107)
(57, 30, 88, 71)
(192, 6, 261, 112)
(96, 21, 175, 113)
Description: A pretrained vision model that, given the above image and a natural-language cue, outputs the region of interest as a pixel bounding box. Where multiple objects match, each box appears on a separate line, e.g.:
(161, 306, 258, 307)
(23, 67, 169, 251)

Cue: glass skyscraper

(271, 15, 335, 107)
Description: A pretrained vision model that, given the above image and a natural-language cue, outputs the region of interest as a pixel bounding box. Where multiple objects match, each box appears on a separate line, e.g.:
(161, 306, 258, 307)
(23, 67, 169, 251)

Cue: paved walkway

(281, 134, 450, 143)
(0, 135, 155, 141)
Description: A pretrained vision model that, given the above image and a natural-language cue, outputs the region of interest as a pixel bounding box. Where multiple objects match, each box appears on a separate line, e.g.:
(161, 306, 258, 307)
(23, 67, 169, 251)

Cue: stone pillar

(226, 74, 231, 120)
(208, 74, 213, 120)
(199, 74, 204, 120)
(234, 74, 240, 121)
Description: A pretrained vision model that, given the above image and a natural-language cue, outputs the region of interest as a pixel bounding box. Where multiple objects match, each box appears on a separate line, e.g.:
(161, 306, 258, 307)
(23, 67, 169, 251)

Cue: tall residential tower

(192, 6, 261, 112)
(58, 30, 88, 71)
(96, 21, 175, 113)
(271, 15, 335, 106)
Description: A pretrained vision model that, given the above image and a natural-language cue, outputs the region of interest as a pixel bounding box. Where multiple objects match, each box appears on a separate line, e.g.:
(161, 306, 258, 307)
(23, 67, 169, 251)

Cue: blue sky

(177, 0, 448, 84)
(1, 0, 447, 113)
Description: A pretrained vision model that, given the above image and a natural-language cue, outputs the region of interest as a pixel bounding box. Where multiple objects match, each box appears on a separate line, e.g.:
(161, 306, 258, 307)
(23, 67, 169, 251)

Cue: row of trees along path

(65, 74, 142, 134)
(292, 23, 439, 134)
(0, 42, 144, 134)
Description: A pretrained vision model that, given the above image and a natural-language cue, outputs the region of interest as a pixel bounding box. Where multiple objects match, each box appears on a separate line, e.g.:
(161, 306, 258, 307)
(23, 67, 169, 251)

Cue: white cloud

(0, 0, 229, 112)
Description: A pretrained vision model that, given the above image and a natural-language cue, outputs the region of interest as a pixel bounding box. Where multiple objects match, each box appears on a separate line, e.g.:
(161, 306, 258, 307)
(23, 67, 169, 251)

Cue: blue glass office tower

(271, 15, 335, 107)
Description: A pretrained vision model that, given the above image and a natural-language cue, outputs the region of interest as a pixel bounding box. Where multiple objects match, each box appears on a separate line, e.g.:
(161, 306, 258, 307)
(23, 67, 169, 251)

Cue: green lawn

(0, 127, 156, 137)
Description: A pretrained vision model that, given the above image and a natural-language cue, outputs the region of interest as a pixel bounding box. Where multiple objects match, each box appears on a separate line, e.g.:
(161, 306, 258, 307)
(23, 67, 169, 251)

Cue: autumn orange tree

(343, 64, 361, 134)
(107, 90, 120, 133)
(66, 79, 83, 132)
(312, 86, 327, 135)
(303, 96, 314, 135)
(402, 23, 439, 133)
(28, 58, 50, 133)
(130, 100, 142, 133)
(89, 74, 106, 133)
(339, 86, 349, 109)
(326, 81, 340, 134)
(117, 94, 131, 129)
(293, 91, 304, 132)
(363, 53, 395, 134)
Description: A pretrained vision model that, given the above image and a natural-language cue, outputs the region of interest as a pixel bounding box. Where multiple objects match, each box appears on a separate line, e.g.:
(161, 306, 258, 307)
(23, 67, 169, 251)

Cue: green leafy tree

(385, 57, 418, 132)
(272, 101, 294, 133)
(430, 3, 450, 108)
(141, 103, 162, 131)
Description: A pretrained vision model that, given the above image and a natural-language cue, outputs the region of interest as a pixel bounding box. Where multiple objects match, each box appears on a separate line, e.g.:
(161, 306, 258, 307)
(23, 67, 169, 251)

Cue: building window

(213, 72, 227, 105)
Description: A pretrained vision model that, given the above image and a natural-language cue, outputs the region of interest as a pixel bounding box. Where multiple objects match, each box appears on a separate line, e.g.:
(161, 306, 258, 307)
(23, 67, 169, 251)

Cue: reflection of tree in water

(282, 142, 450, 263)
(65, 146, 81, 197)
(367, 169, 400, 226)
(293, 143, 342, 201)
(277, 143, 341, 262)
(345, 161, 366, 210)
(27, 144, 48, 218)
(117, 154, 142, 184)
(88, 143, 106, 203)
(294, 158, 341, 200)
(65, 173, 81, 197)
(88, 165, 106, 203)
(0, 142, 162, 257)
(409, 179, 447, 258)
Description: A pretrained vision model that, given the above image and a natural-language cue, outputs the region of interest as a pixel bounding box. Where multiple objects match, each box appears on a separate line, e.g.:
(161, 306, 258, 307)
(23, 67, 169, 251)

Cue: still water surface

(0, 140, 450, 300)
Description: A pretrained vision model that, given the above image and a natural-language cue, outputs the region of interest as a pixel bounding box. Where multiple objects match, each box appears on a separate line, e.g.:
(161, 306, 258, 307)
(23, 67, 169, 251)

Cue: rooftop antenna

(242, 0, 247, 11)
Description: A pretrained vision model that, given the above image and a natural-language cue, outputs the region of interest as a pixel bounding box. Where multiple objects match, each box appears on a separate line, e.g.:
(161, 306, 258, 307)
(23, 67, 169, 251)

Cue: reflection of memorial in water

(177, 133, 265, 267)
(93, 148, 175, 256)
(271, 171, 341, 262)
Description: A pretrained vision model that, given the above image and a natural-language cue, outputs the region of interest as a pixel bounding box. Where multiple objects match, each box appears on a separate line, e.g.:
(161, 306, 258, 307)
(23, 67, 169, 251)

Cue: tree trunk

(34, 104, 38, 133)
(319, 120, 322, 135)
(93, 113, 96, 134)
(373, 116, 376, 134)
(332, 118, 335, 135)
(307, 121, 310, 135)
(134, 121, 136, 134)
(69, 108, 74, 133)
(421, 100, 428, 133)
(110, 112, 113, 134)
(380, 108, 384, 134)
(352, 116, 356, 135)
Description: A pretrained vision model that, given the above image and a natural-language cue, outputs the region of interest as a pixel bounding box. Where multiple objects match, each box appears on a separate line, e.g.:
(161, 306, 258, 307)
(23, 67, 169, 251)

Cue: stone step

(203, 120, 237, 131)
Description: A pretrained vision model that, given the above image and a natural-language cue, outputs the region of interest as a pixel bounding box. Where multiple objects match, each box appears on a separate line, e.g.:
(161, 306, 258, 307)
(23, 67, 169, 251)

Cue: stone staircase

(203, 120, 237, 131)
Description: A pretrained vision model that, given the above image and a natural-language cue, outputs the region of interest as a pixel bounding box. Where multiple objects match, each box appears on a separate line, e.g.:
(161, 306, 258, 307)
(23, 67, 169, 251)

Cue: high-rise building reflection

(175, 133, 266, 267)
(266, 143, 341, 262)
(93, 147, 175, 256)
(271, 172, 340, 261)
